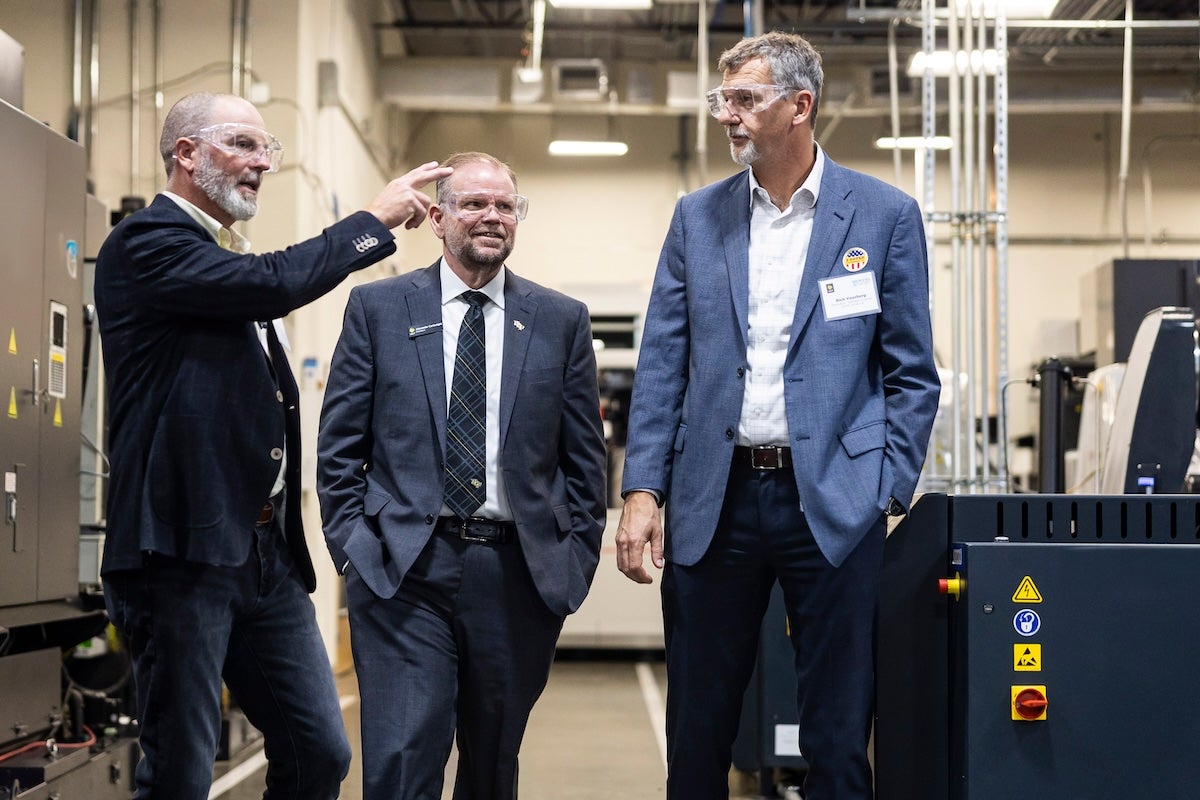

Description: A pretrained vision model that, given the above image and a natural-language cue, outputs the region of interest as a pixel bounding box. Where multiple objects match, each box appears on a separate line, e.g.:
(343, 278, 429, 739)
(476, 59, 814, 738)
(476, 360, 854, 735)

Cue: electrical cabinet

(0, 98, 85, 608)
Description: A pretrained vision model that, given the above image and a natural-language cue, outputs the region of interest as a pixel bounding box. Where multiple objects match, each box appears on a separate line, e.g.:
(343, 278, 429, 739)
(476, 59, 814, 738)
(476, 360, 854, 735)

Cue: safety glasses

(190, 123, 284, 172)
(440, 191, 529, 224)
(705, 84, 798, 119)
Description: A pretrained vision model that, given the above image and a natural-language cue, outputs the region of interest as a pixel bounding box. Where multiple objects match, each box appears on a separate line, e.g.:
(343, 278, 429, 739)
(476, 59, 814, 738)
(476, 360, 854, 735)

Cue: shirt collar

(439, 258, 506, 310)
(747, 141, 825, 213)
(162, 191, 251, 253)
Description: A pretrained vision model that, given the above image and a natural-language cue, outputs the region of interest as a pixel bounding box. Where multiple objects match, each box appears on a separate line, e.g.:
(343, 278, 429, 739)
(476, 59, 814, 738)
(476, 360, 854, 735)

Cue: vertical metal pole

(129, 0, 141, 198)
(948, 0, 965, 492)
(976, 6, 992, 488)
(995, 4, 1011, 490)
(963, 0, 978, 487)
(1118, 0, 1134, 258)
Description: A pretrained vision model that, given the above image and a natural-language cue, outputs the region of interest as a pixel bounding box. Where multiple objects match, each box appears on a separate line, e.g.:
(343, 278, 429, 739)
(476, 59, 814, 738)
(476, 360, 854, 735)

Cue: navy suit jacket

(95, 195, 396, 590)
(317, 264, 607, 617)
(622, 158, 941, 568)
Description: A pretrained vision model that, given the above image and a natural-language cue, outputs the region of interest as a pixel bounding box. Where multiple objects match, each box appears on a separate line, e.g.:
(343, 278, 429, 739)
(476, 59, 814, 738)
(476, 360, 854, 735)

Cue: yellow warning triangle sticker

(7, 387, 17, 419)
(53, 399, 62, 428)
(7, 329, 16, 355)
(1014, 643, 1041, 671)
(1012, 575, 1043, 603)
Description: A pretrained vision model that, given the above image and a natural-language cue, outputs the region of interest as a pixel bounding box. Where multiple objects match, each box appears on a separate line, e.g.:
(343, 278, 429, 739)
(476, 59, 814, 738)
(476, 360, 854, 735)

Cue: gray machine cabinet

(0, 98, 85, 607)
(951, 541, 1200, 800)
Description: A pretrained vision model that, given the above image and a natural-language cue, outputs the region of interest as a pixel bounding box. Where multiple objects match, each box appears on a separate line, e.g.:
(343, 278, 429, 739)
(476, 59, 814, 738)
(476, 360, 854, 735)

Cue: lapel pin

(513, 320, 525, 331)
(842, 247, 868, 272)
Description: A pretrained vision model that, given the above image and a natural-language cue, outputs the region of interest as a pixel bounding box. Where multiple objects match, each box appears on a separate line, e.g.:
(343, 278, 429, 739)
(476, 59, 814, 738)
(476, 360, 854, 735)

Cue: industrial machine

(0, 95, 137, 798)
(877, 493, 1200, 800)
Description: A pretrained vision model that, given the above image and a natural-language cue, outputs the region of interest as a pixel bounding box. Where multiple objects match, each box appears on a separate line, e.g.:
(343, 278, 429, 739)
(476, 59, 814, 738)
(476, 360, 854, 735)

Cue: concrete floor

(210, 654, 796, 800)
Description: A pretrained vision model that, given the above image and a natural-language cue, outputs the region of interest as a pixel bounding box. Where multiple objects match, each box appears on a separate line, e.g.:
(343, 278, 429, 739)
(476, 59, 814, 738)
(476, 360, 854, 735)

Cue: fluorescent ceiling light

(874, 136, 954, 151)
(908, 49, 1000, 77)
(548, 0, 652, 8)
(548, 140, 629, 156)
(955, 0, 1060, 18)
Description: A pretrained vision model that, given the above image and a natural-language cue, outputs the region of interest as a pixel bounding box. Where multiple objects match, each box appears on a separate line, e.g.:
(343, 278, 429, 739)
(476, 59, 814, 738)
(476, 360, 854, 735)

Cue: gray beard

(730, 139, 761, 166)
(194, 153, 258, 221)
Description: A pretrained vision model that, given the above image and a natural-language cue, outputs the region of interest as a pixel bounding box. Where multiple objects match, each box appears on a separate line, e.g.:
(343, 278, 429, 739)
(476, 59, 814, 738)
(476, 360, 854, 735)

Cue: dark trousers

(662, 460, 884, 800)
(103, 506, 351, 800)
(346, 527, 564, 800)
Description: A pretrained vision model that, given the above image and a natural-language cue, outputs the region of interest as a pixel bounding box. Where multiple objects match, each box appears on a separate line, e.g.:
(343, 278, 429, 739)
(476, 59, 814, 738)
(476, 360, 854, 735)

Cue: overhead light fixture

(955, 0, 1060, 19)
(548, 140, 629, 156)
(548, 0, 652, 8)
(907, 49, 1000, 78)
(873, 136, 954, 151)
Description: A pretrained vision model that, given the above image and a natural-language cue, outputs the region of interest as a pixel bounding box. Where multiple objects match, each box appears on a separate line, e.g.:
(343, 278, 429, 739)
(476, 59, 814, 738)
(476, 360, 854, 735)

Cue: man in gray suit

(318, 151, 607, 799)
(617, 32, 940, 799)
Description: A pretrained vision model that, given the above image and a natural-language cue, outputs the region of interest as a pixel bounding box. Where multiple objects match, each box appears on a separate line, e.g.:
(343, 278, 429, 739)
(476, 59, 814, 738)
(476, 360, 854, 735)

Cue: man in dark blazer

(96, 91, 450, 800)
(617, 33, 941, 800)
(318, 151, 607, 799)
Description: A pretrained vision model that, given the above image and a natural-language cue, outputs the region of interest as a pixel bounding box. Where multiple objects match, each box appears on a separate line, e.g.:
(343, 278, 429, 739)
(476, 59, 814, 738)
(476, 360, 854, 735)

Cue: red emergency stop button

(938, 576, 963, 599)
(1012, 686, 1048, 721)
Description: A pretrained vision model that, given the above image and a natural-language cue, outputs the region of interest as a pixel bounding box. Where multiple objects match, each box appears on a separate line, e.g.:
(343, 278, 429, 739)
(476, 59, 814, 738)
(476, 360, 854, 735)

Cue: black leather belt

(437, 516, 515, 544)
(734, 445, 792, 470)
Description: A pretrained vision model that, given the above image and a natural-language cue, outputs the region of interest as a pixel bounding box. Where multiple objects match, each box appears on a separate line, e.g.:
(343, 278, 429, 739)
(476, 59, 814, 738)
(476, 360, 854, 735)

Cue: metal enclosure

(1086, 259, 1200, 366)
(0, 98, 86, 607)
(877, 494, 1200, 800)
(950, 540, 1200, 799)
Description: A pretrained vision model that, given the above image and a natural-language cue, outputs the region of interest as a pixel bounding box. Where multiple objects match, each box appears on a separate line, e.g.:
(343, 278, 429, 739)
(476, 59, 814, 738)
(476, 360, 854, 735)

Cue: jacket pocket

(839, 420, 886, 458)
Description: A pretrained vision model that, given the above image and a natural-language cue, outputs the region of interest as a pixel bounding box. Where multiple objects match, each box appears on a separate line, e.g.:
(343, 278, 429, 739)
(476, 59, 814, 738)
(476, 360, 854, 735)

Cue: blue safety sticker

(1013, 608, 1041, 637)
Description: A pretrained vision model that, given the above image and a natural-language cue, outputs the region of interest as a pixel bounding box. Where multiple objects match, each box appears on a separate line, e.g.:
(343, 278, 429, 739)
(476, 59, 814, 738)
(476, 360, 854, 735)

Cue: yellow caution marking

(7, 387, 16, 419)
(1012, 575, 1043, 603)
(7, 329, 15, 355)
(53, 399, 62, 427)
(1014, 643, 1042, 672)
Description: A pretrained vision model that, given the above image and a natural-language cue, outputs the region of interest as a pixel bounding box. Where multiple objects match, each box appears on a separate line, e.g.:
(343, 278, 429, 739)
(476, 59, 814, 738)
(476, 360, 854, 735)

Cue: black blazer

(95, 195, 396, 590)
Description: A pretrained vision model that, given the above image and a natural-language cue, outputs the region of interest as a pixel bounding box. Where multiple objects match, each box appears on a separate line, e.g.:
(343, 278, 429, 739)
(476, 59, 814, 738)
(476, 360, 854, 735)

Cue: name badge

(408, 322, 443, 338)
(820, 273, 881, 321)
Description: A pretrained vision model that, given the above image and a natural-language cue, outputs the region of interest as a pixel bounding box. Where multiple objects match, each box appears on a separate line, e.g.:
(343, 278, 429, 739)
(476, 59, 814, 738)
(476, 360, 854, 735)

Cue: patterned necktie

(444, 291, 488, 518)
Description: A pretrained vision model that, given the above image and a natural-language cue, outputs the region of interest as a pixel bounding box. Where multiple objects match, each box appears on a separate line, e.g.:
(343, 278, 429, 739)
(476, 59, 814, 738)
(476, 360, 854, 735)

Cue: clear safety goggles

(191, 123, 284, 172)
(440, 191, 529, 224)
(705, 84, 798, 119)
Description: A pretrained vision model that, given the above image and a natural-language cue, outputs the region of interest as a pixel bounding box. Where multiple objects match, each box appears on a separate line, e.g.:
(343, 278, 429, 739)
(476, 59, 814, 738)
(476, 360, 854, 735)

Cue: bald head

(160, 93, 264, 178)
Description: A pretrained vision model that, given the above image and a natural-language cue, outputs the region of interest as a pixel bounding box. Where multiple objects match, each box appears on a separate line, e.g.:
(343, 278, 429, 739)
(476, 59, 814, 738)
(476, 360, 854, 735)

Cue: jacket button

(269, 447, 283, 460)
(425, 514, 435, 525)
(725, 428, 734, 440)
(736, 367, 745, 378)
(276, 390, 284, 402)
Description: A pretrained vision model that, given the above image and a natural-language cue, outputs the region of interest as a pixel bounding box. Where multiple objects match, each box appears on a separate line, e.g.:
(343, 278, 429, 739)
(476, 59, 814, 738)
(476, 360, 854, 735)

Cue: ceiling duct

(551, 59, 610, 102)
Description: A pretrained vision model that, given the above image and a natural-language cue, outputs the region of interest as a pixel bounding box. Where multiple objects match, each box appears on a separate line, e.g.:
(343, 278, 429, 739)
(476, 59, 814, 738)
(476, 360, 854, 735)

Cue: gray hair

(159, 92, 226, 178)
(435, 152, 518, 203)
(717, 32, 824, 125)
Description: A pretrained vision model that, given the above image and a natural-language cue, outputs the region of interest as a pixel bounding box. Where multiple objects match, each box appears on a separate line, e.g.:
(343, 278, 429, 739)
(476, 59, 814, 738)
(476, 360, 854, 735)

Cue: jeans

(104, 509, 351, 800)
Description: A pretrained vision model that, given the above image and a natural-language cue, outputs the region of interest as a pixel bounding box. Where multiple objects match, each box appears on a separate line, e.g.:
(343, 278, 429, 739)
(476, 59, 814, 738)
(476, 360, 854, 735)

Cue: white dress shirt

(736, 145, 826, 447)
(439, 259, 513, 521)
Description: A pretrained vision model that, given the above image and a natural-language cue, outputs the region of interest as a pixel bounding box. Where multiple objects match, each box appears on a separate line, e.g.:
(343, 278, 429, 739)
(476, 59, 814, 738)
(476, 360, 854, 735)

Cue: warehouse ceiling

(374, 0, 1200, 73)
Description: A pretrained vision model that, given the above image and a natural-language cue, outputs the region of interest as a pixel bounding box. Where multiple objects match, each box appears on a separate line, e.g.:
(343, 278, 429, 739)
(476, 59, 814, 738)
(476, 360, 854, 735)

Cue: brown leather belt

(256, 497, 280, 526)
(734, 445, 793, 470)
(436, 516, 515, 544)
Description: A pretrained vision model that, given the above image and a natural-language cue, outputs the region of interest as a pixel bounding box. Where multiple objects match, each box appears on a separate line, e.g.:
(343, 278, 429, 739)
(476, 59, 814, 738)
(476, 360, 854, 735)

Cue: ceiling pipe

(696, 0, 708, 188)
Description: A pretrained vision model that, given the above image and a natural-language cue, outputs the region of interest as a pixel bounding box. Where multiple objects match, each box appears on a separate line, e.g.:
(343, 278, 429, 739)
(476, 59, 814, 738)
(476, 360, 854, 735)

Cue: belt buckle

(751, 446, 784, 470)
(457, 518, 491, 543)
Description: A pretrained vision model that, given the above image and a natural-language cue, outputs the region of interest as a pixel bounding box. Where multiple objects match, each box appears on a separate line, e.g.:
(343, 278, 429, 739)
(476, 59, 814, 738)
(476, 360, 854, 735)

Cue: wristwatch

(884, 497, 906, 517)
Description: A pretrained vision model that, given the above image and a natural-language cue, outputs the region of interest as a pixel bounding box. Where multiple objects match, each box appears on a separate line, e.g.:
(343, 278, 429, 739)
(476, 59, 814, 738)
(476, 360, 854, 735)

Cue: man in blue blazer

(617, 33, 940, 800)
(318, 152, 607, 799)
(96, 91, 450, 799)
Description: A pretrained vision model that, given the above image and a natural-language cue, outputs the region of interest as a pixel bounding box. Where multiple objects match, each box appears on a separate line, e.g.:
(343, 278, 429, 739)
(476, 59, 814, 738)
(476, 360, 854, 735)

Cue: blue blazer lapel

(790, 160, 854, 348)
(720, 172, 752, 351)
(500, 269, 536, 444)
(406, 266, 448, 440)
